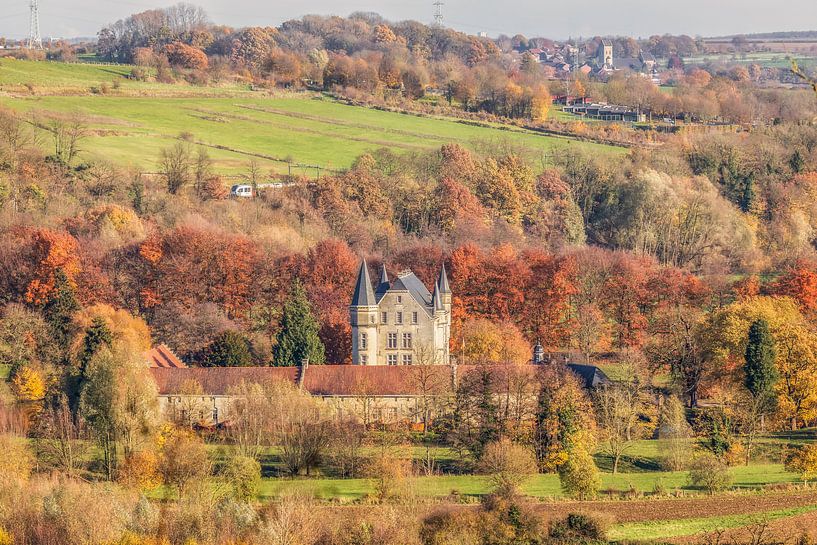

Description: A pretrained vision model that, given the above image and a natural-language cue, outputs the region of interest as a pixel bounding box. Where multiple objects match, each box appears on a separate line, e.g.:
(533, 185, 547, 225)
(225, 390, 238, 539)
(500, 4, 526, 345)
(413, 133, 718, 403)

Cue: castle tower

(350, 260, 378, 365)
(435, 265, 452, 364)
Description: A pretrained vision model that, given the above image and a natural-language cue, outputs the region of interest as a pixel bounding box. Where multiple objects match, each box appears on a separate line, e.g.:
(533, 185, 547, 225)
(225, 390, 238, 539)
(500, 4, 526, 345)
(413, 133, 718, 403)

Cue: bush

(0, 434, 34, 482)
(558, 447, 600, 500)
(688, 454, 732, 494)
(478, 438, 537, 498)
(117, 450, 160, 491)
(224, 455, 261, 501)
(549, 513, 610, 542)
(785, 444, 817, 482)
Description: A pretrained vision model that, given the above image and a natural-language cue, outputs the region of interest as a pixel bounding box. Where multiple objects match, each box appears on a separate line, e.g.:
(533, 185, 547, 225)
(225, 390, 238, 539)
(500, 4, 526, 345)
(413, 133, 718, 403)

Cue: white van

(230, 184, 254, 198)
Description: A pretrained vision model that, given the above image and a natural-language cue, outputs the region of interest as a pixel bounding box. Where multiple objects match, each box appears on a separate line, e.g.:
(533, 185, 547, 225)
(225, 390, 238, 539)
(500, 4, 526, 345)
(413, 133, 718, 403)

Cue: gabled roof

(566, 363, 611, 389)
(391, 271, 433, 309)
(145, 344, 186, 368)
(351, 260, 376, 307)
(150, 367, 299, 395)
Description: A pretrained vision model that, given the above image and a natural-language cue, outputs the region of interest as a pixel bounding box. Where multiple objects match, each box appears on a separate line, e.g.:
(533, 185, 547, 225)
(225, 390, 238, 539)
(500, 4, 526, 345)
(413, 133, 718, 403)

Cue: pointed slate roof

(376, 263, 390, 299)
(438, 264, 451, 294)
(351, 260, 376, 307)
(432, 280, 443, 311)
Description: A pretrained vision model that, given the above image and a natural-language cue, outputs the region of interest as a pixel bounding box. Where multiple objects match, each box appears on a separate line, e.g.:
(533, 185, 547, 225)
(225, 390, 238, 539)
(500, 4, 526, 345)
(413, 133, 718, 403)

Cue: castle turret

(350, 260, 378, 365)
(437, 264, 452, 309)
(375, 263, 390, 299)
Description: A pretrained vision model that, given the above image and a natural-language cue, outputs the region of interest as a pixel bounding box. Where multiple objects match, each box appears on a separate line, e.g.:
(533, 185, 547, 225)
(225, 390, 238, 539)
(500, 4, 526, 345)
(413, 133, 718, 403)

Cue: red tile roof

(144, 344, 187, 369)
(149, 363, 607, 397)
(150, 367, 299, 395)
(303, 365, 452, 396)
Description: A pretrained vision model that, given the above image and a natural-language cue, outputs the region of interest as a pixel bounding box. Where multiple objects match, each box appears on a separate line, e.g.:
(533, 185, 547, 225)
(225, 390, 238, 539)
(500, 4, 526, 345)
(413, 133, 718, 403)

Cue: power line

(28, 0, 43, 49)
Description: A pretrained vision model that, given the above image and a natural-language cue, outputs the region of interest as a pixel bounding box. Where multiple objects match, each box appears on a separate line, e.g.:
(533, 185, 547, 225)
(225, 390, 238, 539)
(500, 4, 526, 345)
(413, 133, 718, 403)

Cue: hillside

(0, 59, 621, 176)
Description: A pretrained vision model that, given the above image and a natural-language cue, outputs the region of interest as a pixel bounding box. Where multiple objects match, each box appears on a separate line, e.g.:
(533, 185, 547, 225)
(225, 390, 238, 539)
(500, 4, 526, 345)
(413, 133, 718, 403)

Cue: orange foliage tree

(24, 228, 81, 305)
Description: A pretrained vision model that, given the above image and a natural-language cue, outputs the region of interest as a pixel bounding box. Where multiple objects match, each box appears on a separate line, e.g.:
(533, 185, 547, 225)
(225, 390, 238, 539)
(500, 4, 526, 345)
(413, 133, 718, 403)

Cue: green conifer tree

(43, 268, 81, 353)
(274, 280, 325, 366)
(200, 330, 254, 367)
(744, 319, 778, 408)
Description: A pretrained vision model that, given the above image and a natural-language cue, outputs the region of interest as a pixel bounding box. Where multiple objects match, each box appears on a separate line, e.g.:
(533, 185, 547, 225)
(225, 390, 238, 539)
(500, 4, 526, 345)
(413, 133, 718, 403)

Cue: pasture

(0, 59, 623, 176)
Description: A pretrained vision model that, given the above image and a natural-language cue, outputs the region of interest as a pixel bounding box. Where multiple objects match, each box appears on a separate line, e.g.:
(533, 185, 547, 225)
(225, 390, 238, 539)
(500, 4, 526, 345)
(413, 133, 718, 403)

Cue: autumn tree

(657, 395, 693, 471)
(533, 364, 596, 476)
(163, 41, 209, 70)
(478, 438, 538, 498)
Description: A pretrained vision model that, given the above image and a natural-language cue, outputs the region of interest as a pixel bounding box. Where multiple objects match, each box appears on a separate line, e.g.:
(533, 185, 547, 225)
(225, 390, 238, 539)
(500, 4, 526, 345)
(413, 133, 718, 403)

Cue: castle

(349, 260, 451, 366)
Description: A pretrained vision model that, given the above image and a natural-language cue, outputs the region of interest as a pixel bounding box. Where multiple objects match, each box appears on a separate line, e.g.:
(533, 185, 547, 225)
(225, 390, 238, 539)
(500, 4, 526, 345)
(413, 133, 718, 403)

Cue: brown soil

(533, 489, 817, 525)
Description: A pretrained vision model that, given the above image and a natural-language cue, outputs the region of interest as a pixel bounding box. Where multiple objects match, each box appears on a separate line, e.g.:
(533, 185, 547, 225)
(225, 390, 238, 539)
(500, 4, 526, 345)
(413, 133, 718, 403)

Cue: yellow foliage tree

(10, 366, 45, 401)
(460, 318, 529, 365)
(700, 296, 817, 428)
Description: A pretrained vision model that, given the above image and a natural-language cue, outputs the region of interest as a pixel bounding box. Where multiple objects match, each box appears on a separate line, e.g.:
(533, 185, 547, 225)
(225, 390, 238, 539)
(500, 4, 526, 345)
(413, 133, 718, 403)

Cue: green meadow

(0, 59, 623, 176)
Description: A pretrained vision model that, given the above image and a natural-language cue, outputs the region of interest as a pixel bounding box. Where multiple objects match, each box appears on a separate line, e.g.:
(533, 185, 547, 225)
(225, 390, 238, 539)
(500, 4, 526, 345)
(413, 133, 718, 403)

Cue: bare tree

(0, 109, 38, 166)
(160, 142, 193, 194)
(41, 114, 88, 165)
(35, 394, 87, 477)
(410, 342, 449, 435)
(225, 381, 272, 459)
(595, 375, 647, 474)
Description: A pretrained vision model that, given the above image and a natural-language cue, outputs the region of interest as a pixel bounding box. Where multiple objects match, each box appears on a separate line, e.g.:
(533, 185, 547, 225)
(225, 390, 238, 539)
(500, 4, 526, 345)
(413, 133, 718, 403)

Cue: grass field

(609, 504, 817, 541)
(0, 59, 623, 176)
(259, 463, 800, 501)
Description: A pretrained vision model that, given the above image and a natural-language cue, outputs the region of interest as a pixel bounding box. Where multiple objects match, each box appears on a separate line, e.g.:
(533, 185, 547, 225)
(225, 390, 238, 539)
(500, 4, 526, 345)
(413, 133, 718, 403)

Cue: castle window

(381, 311, 388, 324)
(396, 312, 403, 325)
(387, 354, 398, 365)
(402, 333, 412, 349)
(402, 354, 413, 365)
(412, 312, 418, 324)
(387, 332, 398, 349)
(360, 354, 368, 365)
(360, 332, 368, 350)
(397, 296, 402, 303)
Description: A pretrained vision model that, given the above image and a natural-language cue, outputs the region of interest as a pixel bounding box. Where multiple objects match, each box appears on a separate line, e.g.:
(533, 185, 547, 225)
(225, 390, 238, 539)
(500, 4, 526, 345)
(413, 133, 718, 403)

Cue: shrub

(0, 434, 34, 482)
(365, 449, 412, 503)
(477, 438, 537, 498)
(224, 455, 261, 502)
(688, 454, 732, 494)
(118, 450, 161, 491)
(785, 445, 817, 482)
(549, 513, 610, 542)
(158, 429, 211, 496)
(558, 447, 600, 500)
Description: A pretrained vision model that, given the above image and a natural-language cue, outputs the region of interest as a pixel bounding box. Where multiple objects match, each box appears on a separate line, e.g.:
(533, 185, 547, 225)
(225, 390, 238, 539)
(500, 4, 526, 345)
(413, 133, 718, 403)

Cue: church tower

(350, 260, 378, 365)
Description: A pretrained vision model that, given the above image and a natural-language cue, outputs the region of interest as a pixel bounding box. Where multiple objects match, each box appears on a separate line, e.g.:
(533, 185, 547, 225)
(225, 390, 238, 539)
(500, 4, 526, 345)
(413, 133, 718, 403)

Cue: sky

(3, 0, 817, 41)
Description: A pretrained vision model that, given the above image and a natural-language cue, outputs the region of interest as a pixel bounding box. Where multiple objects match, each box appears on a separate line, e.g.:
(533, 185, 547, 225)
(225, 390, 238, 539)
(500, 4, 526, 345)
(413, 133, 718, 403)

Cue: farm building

(147, 354, 610, 428)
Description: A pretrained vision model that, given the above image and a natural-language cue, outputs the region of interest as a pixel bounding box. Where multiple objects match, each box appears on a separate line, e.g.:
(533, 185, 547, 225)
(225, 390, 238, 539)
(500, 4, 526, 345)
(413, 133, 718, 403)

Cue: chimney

(297, 357, 309, 389)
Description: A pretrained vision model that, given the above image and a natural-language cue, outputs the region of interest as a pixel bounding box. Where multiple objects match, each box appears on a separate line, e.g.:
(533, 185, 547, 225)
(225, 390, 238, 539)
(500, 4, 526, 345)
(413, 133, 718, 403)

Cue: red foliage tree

(771, 262, 817, 315)
(163, 42, 209, 70)
(297, 239, 358, 364)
